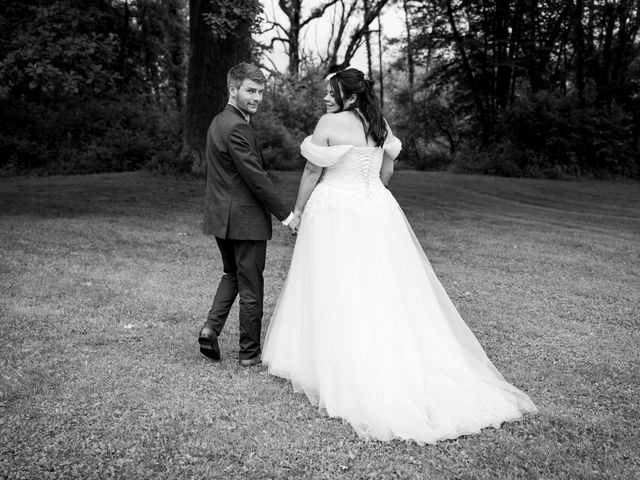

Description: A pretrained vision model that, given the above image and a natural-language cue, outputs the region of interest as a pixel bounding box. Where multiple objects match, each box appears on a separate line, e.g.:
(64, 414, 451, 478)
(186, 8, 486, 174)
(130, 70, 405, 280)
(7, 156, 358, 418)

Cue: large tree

(183, 0, 261, 172)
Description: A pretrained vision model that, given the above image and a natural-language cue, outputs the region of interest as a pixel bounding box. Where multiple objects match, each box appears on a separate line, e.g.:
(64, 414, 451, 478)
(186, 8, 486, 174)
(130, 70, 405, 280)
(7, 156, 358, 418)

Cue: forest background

(1, 0, 639, 179)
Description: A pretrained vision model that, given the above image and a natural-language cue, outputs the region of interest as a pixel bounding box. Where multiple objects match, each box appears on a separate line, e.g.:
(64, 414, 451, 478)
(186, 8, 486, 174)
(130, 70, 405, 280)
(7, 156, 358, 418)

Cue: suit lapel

(255, 142, 264, 165)
(225, 105, 264, 165)
(225, 104, 249, 122)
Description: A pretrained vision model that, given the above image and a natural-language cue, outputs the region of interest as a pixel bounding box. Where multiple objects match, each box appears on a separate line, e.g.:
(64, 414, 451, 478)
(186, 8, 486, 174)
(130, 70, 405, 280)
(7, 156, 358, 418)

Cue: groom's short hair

(227, 63, 267, 89)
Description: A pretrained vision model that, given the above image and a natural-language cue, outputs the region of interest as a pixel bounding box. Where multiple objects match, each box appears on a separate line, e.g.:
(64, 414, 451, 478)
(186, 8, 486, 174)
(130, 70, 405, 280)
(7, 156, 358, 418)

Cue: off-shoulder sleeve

(383, 135, 402, 160)
(300, 136, 353, 167)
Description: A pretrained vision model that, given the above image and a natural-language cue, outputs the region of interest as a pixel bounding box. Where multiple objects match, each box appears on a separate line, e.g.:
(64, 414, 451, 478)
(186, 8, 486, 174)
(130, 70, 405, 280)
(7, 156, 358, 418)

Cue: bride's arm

(380, 119, 401, 186)
(293, 161, 323, 217)
(290, 115, 334, 226)
(380, 157, 394, 186)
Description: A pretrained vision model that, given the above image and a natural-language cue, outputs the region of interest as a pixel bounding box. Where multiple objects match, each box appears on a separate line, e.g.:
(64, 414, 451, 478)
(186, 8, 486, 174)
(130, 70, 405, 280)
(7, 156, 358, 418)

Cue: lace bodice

(299, 136, 402, 221)
(320, 146, 385, 193)
(299, 136, 401, 194)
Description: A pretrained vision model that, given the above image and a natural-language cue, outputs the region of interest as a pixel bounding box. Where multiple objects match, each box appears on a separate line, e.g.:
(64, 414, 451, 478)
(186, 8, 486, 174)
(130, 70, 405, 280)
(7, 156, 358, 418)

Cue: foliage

(184, 0, 261, 175)
(251, 69, 328, 170)
(0, 96, 181, 176)
(0, 0, 186, 176)
(202, 0, 263, 39)
(503, 93, 637, 179)
(390, 0, 640, 178)
(450, 92, 639, 179)
(1, 0, 637, 179)
(0, 1, 120, 102)
(253, 112, 306, 170)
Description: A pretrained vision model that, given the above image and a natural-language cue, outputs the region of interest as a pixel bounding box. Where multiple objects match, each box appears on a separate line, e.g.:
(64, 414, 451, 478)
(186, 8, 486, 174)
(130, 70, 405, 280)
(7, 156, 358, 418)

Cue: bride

(263, 68, 537, 443)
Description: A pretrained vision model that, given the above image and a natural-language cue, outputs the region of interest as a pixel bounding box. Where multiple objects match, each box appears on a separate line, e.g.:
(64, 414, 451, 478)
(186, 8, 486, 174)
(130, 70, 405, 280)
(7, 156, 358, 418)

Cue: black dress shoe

(198, 324, 220, 361)
(238, 356, 262, 367)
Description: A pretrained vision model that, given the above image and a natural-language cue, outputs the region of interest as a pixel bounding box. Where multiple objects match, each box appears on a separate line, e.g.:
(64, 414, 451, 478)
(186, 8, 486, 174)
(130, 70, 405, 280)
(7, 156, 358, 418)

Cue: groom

(199, 63, 293, 367)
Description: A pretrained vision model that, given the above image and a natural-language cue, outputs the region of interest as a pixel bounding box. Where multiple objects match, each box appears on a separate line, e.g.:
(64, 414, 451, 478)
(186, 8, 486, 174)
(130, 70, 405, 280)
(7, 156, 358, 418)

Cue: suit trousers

(207, 237, 267, 359)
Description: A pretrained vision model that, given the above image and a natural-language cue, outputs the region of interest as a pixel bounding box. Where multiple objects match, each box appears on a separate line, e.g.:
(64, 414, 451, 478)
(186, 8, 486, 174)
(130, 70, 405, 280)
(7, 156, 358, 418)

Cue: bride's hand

(288, 214, 301, 235)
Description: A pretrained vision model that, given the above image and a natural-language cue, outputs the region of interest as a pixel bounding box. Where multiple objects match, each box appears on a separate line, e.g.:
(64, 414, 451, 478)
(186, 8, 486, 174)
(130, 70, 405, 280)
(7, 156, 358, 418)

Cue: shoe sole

(199, 338, 220, 361)
(238, 358, 262, 367)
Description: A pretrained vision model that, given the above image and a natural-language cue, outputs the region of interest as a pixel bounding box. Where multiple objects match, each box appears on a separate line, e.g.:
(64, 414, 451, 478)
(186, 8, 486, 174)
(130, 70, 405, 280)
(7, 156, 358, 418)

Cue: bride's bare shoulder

(314, 112, 348, 132)
(333, 111, 358, 122)
(313, 112, 360, 143)
(315, 113, 334, 126)
(313, 113, 334, 135)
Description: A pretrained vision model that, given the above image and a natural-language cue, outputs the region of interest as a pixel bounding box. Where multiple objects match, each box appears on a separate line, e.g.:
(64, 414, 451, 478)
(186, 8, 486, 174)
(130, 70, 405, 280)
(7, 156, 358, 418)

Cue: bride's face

(324, 84, 341, 113)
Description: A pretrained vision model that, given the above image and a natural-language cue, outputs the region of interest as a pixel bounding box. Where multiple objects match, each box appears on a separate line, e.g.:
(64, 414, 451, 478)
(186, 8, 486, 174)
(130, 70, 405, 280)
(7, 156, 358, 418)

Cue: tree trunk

(403, 0, 414, 95)
(287, 0, 302, 77)
(445, 0, 491, 143)
(168, 0, 186, 112)
(600, 1, 617, 100)
(494, 0, 511, 109)
(377, 15, 384, 108)
(574, 0, 585, 104)
(509, 0, 526, 104)
(274, 0, 340, 77)
(632, 111, 640, 153)
(611, 0, 632, 99)
(117, 0, 130, 89)
(524, 0, 544, 92)
(288, 30, 301, 77)
(364, 0, 373, 78)
(184, 0, 253, 174)
(326, 0, 390, 73)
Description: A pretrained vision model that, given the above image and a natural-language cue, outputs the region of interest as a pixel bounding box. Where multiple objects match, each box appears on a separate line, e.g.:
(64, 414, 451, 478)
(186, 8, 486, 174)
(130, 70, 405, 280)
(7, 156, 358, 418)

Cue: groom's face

(230, 79, 264, 116)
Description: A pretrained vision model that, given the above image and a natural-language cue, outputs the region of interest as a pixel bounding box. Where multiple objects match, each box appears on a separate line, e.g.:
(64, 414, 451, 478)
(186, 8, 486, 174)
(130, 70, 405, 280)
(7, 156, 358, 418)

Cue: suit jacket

(203, 105, 289, 240)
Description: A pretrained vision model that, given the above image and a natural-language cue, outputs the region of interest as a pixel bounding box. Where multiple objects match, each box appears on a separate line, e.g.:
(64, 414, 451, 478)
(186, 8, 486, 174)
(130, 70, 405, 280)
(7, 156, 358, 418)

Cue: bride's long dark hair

(329, 68, 388, 147)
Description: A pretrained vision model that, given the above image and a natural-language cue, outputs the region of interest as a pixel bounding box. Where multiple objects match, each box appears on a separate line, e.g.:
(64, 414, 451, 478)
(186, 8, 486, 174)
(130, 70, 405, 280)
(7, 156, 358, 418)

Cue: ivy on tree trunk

(183, 0, 260, 174)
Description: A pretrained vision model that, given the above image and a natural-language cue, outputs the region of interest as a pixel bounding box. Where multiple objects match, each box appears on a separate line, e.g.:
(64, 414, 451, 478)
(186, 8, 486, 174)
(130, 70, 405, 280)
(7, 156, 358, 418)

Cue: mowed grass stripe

(1, 171, 638, 479)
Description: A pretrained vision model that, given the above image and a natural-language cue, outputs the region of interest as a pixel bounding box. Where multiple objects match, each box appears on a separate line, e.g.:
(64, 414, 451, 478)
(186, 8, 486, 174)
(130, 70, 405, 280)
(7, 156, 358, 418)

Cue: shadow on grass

(1, 171, 639, 479)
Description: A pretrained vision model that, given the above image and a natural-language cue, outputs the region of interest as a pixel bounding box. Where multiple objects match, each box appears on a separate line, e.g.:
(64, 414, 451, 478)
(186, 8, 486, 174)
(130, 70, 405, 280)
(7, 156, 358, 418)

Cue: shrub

(451, 92, 639, 179)
(496, 92, 638, 178)
(249, 69, 327, 171)
(0, 96, 181, 176)
(409, 141, 452, 171)
(253, 110, 305, 170)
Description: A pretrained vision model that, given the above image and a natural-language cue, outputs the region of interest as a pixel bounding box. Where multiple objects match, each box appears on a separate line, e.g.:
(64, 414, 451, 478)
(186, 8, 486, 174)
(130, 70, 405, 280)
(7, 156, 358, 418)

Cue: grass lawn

(1, 170, 638, 479)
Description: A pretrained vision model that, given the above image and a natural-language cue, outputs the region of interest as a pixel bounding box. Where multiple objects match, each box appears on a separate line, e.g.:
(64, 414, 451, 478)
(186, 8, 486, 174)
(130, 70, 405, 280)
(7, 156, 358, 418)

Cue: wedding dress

(262, 136, 537, 443)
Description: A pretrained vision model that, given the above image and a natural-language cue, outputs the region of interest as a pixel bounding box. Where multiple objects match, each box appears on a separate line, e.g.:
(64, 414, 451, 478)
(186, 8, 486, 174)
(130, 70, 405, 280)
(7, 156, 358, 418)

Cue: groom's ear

(228, 83, 237, 99)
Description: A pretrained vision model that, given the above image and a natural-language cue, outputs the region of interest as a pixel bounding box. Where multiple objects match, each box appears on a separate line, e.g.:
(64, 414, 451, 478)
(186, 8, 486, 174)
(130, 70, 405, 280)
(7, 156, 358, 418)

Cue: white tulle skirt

(263, 182, 537, 443)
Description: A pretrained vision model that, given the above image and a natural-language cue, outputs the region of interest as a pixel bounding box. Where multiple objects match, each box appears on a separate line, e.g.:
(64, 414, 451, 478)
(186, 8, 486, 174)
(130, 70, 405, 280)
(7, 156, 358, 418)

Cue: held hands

(287, 212, 302, 235)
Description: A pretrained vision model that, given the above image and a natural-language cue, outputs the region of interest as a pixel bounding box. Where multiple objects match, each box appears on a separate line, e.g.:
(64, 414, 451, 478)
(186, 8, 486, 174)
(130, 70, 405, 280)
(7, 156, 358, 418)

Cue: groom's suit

(203, 104, 289, 360)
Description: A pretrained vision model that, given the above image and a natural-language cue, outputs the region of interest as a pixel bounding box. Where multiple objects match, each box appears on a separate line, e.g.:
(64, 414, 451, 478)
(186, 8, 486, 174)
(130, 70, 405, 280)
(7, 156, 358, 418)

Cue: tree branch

(278, 0, 293, 21)
(339, 0, 390, 66)
(262, 20, 290, 36)
(326, 0, 357, 67)
(301, 0, 341, 28)
(258, 36, 291, 50)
